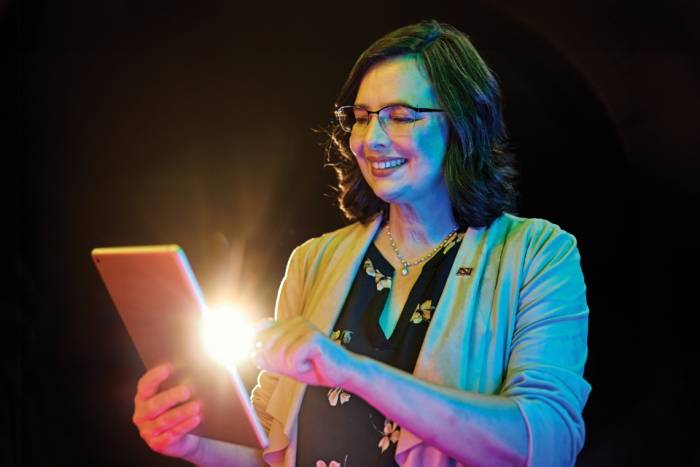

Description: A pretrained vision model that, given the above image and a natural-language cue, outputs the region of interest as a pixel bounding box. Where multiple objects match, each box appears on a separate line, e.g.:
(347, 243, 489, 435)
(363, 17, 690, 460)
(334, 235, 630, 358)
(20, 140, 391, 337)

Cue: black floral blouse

(296, 230, 466, 467)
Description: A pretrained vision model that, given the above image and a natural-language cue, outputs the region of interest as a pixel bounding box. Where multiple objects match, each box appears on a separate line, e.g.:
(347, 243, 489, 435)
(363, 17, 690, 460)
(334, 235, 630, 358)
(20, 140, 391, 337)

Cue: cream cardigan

(251, 213, 591, 467)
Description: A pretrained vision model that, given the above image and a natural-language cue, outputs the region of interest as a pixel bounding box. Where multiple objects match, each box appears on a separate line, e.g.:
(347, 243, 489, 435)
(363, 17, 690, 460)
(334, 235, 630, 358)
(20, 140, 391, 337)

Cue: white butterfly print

(327, 387, 351, 406)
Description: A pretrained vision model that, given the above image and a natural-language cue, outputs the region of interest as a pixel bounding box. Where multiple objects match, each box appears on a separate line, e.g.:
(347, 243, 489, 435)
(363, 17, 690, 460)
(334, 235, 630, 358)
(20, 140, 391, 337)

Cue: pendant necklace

(386, 222, 459, 276)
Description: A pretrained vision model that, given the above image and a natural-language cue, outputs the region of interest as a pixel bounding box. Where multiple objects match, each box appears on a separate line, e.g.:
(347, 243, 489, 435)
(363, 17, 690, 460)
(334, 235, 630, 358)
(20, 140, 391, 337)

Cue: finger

(284, 334, 318, 375)
(251, 317, 276, 334)
(253, 320, 288, 349)
(259, 324, 313, 377)
(275, 327, 311, 374)
(253, 317, 323, 376)
(134, 385, 192, 424)
(256, 316, 305, 353)
(136, 364, 170, 402)
(251, 350, 274, 373)
(149, 400, 201, 438)
(252, 347, 299, 377)
(148, 415, 201, 455)
(256, 326, 293, 372)
(253, 343, 313, 381)
(168, 415, 202, 441)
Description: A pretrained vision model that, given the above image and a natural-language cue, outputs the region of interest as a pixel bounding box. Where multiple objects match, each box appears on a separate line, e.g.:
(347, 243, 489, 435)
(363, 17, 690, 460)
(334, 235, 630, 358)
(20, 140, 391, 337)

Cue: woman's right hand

(132, 364, 203, 459)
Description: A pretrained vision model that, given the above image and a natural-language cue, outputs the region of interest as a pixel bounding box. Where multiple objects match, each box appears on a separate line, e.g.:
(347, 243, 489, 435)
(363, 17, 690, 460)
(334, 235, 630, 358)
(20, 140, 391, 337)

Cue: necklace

(386, 222, 459, 276)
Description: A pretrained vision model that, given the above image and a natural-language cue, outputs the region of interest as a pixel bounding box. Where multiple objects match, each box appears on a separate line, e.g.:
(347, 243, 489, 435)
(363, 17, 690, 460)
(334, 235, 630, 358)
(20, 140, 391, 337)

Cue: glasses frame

(336, 105, 444, 134)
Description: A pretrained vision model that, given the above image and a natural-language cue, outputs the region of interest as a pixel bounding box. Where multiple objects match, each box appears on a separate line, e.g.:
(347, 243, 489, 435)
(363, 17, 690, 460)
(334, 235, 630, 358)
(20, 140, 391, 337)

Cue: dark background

(3, 0, 697, 465)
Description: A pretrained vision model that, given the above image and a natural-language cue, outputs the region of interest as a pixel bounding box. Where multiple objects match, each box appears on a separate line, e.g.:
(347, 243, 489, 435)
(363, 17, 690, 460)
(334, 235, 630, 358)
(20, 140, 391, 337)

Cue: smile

(371, 159, 406, 170)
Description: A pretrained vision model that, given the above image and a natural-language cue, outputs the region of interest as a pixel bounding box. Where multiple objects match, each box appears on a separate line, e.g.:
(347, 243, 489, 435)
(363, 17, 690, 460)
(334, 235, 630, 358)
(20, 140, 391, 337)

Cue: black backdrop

(3, 0, 697, 465)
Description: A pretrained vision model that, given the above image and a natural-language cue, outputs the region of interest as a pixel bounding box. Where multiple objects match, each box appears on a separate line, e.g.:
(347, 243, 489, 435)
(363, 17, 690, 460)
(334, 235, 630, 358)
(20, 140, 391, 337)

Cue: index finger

(252, 318, 277, 335)
(136, 364, 171, 402)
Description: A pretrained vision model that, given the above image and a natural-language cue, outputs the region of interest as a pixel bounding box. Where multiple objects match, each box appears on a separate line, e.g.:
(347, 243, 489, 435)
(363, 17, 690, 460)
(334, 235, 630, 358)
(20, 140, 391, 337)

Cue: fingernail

(183, 388, 190, 399)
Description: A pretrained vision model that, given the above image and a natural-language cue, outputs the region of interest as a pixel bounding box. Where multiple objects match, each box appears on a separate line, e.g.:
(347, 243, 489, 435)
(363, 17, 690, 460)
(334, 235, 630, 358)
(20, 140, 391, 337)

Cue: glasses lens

(337, 106, 417, 134)
(338, 107, 369, 132)
(380, 106, 416, 135)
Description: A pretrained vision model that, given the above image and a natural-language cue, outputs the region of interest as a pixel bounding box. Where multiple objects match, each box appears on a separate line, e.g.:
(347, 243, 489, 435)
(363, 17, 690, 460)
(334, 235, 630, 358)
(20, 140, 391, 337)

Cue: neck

(386, 199, 457, 251)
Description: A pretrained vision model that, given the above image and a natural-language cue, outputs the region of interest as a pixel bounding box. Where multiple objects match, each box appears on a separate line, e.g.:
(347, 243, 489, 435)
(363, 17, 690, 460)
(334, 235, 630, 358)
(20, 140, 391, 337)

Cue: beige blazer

(251, 213, 591, 467)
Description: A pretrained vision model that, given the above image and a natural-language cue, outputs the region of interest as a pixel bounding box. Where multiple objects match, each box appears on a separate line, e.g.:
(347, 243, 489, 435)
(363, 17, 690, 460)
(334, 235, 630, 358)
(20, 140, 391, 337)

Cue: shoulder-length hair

(327, 20, 518, 229)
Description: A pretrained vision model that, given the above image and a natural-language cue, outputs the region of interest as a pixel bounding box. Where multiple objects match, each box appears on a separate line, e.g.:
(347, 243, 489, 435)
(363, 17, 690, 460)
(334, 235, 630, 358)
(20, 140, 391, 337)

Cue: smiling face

(350, 56, 451, 209)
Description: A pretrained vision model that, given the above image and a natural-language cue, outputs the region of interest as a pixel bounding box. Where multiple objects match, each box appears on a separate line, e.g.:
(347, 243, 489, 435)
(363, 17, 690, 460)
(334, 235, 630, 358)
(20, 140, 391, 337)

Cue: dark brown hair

(327, 20, 518, 228)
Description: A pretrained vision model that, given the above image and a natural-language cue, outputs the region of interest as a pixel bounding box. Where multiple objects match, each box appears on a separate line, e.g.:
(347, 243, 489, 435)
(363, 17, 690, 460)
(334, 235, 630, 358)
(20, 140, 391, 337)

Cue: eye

(387, 106, 416, 125)
(353, 109, 369, 125)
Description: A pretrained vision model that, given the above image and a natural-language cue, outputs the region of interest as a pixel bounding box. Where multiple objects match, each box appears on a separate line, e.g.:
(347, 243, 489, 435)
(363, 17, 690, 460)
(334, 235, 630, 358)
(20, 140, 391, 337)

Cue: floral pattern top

(296, 230, 466, 467)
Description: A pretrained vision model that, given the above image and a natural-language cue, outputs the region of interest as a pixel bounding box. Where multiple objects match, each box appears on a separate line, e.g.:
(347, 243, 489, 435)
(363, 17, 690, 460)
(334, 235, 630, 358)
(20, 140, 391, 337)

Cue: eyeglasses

(336, 105, 444, 135)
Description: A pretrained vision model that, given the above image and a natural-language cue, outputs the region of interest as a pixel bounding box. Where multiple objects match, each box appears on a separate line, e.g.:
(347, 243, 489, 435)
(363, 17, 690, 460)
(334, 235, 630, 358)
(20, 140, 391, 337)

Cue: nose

(362, 113, 391, 150)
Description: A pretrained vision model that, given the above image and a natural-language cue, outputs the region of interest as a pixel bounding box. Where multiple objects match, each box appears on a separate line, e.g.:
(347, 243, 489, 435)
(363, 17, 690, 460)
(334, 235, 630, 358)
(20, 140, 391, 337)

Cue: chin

(362, 169, 409, 204)
(370, 186, 406, 205)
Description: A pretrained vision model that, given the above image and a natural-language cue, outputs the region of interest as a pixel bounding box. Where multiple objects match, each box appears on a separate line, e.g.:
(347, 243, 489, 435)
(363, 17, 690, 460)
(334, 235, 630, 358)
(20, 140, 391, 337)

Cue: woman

(132, 21, 590, 467)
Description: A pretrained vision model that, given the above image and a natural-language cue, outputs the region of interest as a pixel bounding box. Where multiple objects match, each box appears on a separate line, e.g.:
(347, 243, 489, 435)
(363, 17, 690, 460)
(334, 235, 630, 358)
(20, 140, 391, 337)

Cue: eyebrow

(352, 100, 416, 110)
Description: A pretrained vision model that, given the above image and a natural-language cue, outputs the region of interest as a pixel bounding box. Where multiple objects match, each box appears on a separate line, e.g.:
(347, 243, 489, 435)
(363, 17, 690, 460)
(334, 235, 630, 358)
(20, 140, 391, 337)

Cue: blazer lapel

(396, 215, 508, 463)
(265, 215, 383, 452)
(302, 215, 383, 333)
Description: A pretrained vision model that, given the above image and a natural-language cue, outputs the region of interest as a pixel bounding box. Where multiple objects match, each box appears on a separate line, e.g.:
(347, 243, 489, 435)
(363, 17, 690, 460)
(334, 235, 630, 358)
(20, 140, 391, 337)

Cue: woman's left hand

(251, 316, 356, 388)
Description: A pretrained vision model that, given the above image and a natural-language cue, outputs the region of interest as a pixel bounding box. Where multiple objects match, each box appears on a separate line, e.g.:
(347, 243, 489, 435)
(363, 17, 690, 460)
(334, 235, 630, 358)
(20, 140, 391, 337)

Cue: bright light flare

(203, 305, 255, 369)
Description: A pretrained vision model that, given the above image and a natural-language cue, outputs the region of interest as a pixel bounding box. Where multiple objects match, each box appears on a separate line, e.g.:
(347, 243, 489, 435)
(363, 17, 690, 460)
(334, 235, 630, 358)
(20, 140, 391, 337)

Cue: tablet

(92, 244, 269, 449)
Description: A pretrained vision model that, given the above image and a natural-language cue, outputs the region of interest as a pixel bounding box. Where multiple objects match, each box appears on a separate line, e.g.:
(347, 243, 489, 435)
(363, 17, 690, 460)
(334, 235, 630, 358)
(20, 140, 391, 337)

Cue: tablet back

(92, 245, 268, 449)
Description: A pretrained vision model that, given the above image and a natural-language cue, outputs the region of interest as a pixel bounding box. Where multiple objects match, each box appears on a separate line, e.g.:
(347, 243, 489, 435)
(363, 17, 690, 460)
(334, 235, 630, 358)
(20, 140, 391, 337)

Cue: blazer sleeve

(250, 245, 306, 435)
(500, 220, 592, 467)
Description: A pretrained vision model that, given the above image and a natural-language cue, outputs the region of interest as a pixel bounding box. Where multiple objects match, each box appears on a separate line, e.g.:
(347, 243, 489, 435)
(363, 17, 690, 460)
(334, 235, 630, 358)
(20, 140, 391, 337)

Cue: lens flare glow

(203, 305, 254, 369)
